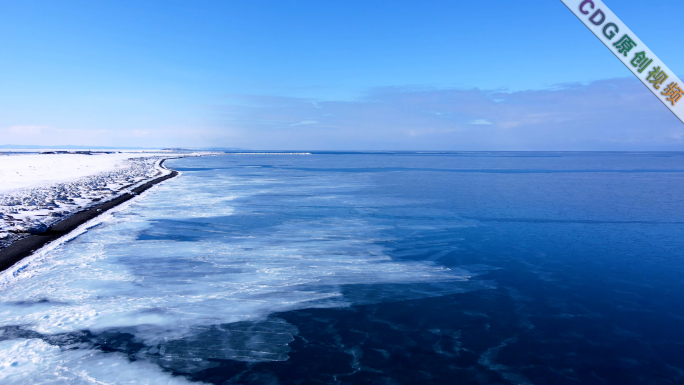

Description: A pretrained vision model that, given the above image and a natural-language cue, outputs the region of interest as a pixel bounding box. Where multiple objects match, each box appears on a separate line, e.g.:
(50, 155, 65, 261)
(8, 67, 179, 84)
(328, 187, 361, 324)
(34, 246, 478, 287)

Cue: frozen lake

(2, 152, 684, 384)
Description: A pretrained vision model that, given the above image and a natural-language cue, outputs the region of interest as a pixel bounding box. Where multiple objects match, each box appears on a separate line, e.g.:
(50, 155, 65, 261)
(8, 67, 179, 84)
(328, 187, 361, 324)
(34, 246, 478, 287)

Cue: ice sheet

(0, 338, 204, 384)
(0, 155, 487, 380)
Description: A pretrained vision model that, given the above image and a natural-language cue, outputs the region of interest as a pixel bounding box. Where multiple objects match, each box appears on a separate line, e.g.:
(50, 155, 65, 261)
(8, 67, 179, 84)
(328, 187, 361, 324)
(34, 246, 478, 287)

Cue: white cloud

(290, 120, 318, 126)
(5, 79, 682, 150)
(9, 125, 48, 135)
(216, 78, 684, 150)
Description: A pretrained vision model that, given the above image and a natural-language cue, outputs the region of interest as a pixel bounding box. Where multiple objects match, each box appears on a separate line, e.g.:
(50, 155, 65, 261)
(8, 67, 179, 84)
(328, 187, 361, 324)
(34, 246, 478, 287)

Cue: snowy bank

(0, 151, 214, 247)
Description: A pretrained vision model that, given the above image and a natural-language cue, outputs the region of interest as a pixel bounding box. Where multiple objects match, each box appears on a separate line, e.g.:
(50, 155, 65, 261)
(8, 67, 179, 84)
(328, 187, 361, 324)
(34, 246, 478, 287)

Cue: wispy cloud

(216, 78, 684, 150)
(6, 79, 681, 150)
(468, 119, 492, 125)
(290, 120, 318, 126)
(9, 125, 48, 135)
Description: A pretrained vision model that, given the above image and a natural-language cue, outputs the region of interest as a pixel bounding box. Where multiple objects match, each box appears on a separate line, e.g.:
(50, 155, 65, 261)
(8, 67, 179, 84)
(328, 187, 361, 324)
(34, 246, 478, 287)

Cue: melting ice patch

(0, 159, 485, 378)
(0, 338, 203, 384)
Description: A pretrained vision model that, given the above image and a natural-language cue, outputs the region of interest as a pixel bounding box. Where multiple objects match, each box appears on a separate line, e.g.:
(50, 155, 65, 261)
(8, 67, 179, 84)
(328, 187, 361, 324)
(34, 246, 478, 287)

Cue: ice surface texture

(0, 154, 481, 381)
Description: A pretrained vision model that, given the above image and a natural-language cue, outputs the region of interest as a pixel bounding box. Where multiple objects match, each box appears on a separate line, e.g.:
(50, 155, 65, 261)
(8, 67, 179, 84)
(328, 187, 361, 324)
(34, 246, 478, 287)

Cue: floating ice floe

(0, 338, 204, 385)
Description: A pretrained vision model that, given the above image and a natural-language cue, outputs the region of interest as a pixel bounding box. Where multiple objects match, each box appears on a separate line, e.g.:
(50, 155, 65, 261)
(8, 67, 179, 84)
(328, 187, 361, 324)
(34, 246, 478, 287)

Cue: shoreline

(0, 163, 179, 273)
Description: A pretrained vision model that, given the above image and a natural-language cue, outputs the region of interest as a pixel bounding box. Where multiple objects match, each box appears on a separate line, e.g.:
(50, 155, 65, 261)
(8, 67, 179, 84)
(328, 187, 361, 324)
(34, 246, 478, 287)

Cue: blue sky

(1, 0, 683, 149)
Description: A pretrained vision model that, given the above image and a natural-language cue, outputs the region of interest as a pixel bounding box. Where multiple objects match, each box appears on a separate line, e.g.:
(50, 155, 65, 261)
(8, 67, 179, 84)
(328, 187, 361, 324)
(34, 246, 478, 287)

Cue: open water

(1, 152, 684, 384)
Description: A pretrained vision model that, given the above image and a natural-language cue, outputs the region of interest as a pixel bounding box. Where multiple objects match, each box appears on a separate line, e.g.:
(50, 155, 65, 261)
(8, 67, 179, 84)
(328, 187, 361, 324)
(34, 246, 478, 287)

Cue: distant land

(0, 145, 156, 150)
(0, 145, 246, 151)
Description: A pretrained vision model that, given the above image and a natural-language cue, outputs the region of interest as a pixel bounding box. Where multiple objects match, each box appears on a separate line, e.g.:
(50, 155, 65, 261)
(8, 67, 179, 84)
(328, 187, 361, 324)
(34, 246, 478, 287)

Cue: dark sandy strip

(0, 168, 179, 273)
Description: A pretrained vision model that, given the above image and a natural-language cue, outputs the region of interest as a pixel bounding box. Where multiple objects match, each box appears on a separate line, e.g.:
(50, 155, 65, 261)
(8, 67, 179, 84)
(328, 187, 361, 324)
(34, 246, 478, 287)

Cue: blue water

(1, 152, 684, 384)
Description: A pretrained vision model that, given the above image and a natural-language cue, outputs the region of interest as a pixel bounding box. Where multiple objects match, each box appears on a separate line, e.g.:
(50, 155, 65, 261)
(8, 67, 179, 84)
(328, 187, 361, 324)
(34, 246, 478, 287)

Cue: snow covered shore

(0, 151, 211, 247)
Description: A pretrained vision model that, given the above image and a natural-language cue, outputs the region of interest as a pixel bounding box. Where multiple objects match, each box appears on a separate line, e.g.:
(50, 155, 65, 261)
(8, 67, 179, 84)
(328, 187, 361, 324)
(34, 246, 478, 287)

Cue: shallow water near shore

(1, 152, 684, 384)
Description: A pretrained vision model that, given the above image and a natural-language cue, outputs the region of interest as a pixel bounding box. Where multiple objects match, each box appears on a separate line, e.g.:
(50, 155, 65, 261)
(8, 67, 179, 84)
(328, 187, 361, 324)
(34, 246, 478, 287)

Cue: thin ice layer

(0, 156, 484, 374)
(0, 338, 204, 384)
